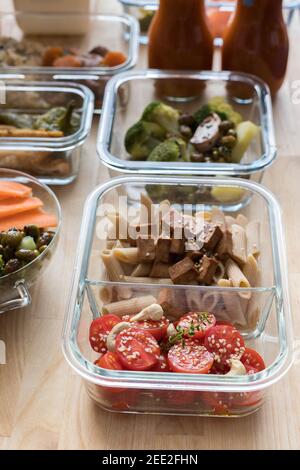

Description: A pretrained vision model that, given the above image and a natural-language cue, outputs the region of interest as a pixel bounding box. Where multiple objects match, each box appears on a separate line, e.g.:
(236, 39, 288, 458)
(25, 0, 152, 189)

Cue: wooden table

(1, 0, 300, 450)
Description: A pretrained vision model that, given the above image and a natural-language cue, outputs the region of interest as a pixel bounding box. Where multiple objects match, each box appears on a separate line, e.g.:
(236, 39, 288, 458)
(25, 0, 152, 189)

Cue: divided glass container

(97, 70, 276, 193)
(0, 81, 94, 185)
(0, 169, 61, 314)
(62, 175, 293, 417)
(0, 12, 139, 110)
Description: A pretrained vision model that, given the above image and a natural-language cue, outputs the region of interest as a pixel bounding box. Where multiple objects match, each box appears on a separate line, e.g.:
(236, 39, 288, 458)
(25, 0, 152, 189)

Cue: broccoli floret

(194, 104, 212, 126)
(148, 137, 188, 162)
(142, 101, 180, 134)
(125, 120, 166, 160)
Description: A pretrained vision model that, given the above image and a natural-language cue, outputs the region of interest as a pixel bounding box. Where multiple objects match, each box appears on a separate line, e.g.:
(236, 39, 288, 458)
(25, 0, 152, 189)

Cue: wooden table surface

(1, 0, 300, 450)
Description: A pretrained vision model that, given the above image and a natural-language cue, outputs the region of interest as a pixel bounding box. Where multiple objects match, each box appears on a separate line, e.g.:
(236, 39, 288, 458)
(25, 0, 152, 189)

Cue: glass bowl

(0, 168, 61, 314)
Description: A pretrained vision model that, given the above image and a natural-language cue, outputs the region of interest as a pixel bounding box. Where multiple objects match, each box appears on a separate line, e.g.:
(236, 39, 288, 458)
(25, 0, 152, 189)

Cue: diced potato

(231, 121, 260, 163)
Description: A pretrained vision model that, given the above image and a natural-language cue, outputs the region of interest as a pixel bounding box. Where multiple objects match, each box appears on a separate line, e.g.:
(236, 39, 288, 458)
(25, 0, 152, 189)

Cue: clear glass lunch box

(97, 70, 276, 190)
(119, 0, 300, 44)
(62, 176, 293, 417)
(0, 169, 61, 314)
(0, 12, 139, 111)
(0, 81, 94, 185)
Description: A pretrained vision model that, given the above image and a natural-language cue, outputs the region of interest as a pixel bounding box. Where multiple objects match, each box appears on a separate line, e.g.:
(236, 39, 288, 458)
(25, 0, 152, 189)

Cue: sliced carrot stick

(0, 197, 43, 219)
(0, 209, 58, 231)
(0, 181, 32, 200)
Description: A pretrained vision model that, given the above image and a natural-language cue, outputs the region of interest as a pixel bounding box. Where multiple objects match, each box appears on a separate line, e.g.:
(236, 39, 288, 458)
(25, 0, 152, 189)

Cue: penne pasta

(106, 212, 128, 241)
(236, 214, 248, 228)
(226, 258, 251, 289)
(231, 224, 247, 265)
(243, 254, 260, 287)
(225, 215, 237, 228)
(112, 247, 139, 265)
(246, 221, 260, 258)
(140, 192, 153, 224)
(102, 295, 157, 316)
(211, 206, 226, 231)
(101, 249, 124, 281)
(131, 263, 153, 277)
(99, 285, 115, 304)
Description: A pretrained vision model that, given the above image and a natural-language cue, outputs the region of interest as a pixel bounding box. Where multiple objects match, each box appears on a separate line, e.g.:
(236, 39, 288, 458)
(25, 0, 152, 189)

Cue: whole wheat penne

(195, 211, 212, 222)
(211, 206, 226, 231)
(231, 224, 247, 265)
(107, 212, 128, 241)
(185, 289, 203, 311)
(131, 263, 153, 277)
(243, 254, 260, 287)
(99, 285, 115, 304)
(221, 291, 247, 327)
(121, 276, 173, 284)
(226, 258, 251, 289)
(213, 262, 225, 284)
(217, 278, 232, 288)
(112, 247, 139, 265)
(140, 192, 153, 224)
(225, 215, 237, 228)
(236, 214, 248, 228)
(102, 295, 157, 316)
(101, 249, 124, 281)
(246, 221, 260, 258)
(106, 240, 117, 250)
(201, 291, 220, 312)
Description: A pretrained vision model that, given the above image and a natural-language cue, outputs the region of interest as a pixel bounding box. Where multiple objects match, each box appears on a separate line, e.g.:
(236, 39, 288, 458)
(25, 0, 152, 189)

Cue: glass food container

(62, 176, 293, 417)
(97, 70, 276, 196)
(0, 13, 139, 111)
(0, 81, 94, 185)
(119, 0, 299, 44)
(0, 169, 61, 314)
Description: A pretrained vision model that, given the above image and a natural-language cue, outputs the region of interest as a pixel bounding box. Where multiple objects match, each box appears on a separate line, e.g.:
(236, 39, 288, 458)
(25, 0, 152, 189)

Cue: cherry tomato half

(122, 314, 169, 341)
(168, 339, 214, 374)
(241, 348, 266, 374)
(177, 311, 216, 340)
(94, 352, 125, 394)
(151, 353, 170, 372)
(115, 328, 160, 371)
(204, 325, 245, 366)
(89, 314, 121, 354)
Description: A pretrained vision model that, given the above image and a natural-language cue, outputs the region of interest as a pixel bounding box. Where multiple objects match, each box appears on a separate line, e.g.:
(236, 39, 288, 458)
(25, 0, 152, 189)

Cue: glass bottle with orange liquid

(222, 0, 289, 96)
(148, 0, 214, 98)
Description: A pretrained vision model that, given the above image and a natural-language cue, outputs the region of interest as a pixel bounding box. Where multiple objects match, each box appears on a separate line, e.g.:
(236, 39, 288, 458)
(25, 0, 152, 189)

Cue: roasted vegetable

(0, 112, 35, 129)
(142, 101, 180, 134)
(190, 113, 222, 152)
(209, 97, 242, 126)
(125, 120, 166, 160)
(33, 101, 79, 135)
(148, 137, 188, 162)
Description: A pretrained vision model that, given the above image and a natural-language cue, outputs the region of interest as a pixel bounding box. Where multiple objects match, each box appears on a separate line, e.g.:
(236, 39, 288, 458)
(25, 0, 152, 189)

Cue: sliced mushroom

(225, 359, 247, 376)
(190, 113, 221, 153)
(106, 322, 131, 352)
(130, 303, 164, 322)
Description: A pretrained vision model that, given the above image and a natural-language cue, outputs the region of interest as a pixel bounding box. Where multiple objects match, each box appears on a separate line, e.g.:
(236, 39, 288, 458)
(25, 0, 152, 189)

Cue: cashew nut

(106, 322, 131, 352)
(130, 303, 164, 322)
(166, 323, 177, 337)
(225, 359, 247, 376)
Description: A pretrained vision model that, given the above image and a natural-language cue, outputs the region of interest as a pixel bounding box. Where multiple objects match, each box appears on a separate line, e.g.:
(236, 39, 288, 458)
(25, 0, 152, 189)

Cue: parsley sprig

(163, 312, 212, 351)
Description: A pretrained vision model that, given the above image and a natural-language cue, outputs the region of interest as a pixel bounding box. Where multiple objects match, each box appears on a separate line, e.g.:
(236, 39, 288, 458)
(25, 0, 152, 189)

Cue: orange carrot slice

(102, 51, 127, 67)
(0, 209, 58, 231)
(0, 197, 43, 219)
(0, 181, 32, 200)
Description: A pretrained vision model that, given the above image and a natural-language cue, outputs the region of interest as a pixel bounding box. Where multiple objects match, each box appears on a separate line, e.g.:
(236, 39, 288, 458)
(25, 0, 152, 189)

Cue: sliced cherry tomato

(204, 325, 245, 366)
(166, 390, 197, 406)
(89, 314, 121, 354)
(209, 361, 230, 375)
(94, 352, 125, 394)
(177, 311, 216, 340)
(115, 327, 160, 371)
(216, 321, 234, 327)
(122, 314, 169, 341)
(201, 391, 233, 415)
(105, 389, 139, 411)
(96, 351, 123, 371)
(151, 353, 170, 372)
(168, 339, 214, 374)
(241, 348, 266, 374)
(230, 391, 263, 409)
